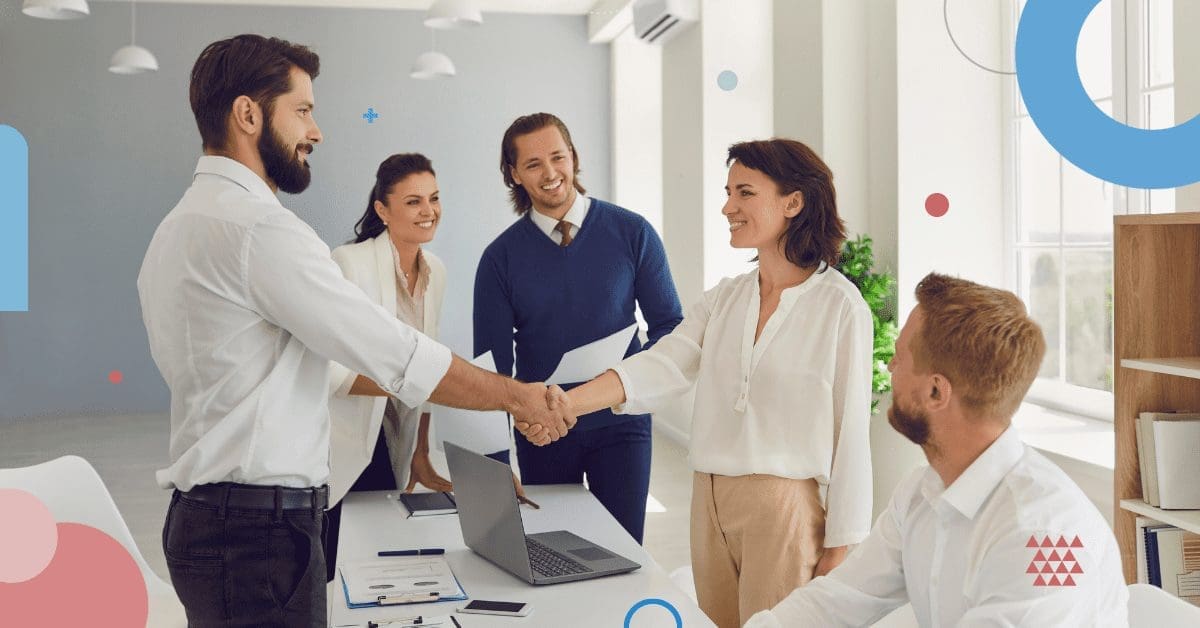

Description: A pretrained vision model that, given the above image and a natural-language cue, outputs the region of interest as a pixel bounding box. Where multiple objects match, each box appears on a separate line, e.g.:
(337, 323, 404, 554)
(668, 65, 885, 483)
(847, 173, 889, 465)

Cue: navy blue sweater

(473, 198, 683, 431)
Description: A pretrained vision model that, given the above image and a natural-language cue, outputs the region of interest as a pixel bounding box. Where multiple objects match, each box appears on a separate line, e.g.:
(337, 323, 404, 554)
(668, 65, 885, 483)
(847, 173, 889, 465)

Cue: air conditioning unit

(632, 0, 698, 45)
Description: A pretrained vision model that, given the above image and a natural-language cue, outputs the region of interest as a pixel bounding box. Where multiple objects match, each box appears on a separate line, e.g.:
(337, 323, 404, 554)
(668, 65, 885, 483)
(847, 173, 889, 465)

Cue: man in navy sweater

(474, 113, 683, 543)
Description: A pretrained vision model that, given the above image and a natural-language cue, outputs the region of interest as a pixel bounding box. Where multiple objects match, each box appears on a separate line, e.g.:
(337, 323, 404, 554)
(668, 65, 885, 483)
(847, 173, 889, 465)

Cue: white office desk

(328, 485, 714, 627)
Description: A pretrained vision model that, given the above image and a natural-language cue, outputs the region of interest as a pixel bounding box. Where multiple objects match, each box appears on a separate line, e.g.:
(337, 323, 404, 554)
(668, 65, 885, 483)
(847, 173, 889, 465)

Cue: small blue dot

(717, 70, 738, 91)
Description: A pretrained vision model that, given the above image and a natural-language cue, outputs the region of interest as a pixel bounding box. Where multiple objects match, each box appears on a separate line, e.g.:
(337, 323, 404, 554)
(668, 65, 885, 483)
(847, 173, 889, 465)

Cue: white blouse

(611, 267, 874, 547)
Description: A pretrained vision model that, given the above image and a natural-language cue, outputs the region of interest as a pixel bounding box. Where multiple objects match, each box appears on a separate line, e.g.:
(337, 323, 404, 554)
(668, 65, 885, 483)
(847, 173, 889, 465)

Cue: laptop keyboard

(527, 538, 594, 577)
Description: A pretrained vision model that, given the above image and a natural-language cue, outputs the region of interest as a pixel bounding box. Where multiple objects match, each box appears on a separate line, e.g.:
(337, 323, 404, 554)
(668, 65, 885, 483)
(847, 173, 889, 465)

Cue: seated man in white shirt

(745, 272, 1128, 628)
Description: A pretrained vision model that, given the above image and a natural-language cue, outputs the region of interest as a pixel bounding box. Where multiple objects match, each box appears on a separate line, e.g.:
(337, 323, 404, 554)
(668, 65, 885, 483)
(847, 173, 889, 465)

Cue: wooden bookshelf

(1114, 212, 1200, 583)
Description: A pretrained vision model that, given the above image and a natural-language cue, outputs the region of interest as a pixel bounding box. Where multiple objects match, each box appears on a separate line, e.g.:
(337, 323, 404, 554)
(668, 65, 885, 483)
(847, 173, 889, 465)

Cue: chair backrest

(1127, 583, 1200, 626)
(0, 455, 170, 597)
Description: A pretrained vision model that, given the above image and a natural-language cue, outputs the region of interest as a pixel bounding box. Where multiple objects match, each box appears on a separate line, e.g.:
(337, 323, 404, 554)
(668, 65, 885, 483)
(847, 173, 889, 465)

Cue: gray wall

(0, 2, 611, 420)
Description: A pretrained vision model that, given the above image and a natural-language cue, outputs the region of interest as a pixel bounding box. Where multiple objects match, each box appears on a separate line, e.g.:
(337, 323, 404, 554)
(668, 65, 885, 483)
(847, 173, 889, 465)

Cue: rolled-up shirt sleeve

(611, 284, 717, 415)
(244, 214, 451, 409)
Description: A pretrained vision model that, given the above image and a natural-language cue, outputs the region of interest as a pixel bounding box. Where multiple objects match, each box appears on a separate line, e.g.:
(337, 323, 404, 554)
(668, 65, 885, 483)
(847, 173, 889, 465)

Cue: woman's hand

(405, 449, 453, 493)
(814, 545, 851, 577)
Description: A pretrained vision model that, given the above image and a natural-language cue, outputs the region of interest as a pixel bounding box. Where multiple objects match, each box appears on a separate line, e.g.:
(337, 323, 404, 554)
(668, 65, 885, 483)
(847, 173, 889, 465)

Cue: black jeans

(163, 485, 326, 627)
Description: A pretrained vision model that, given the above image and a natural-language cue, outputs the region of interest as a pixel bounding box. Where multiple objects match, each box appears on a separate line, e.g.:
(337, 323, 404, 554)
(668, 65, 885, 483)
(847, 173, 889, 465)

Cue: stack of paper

(340, 555, 467, 609)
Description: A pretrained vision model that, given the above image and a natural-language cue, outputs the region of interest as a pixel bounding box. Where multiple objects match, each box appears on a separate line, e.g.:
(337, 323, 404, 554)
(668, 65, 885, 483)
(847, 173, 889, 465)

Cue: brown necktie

(555, 220, 574, 247)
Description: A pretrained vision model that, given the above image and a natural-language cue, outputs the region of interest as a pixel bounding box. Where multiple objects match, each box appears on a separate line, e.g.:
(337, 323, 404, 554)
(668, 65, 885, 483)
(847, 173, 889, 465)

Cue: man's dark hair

(499, 112, 586, 214)
(189, 34, 320, 152)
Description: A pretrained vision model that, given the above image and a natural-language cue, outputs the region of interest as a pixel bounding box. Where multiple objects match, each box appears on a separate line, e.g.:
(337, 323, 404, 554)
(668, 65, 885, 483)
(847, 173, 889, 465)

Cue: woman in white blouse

(556, 139, 874, 627)
(322, 153, 517, 579)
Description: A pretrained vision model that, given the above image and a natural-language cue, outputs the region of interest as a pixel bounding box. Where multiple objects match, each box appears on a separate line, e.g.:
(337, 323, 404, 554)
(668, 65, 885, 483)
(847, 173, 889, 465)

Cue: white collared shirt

(745, 427, 1129, 628)
(528, 192, 589, 244)
(138, 156, 452, 492)
(611, 267, 874, 547)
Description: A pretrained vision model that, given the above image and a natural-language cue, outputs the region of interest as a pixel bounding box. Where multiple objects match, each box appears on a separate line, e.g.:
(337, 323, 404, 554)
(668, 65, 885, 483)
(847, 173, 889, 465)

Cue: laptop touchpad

(569, 546, 615, 561)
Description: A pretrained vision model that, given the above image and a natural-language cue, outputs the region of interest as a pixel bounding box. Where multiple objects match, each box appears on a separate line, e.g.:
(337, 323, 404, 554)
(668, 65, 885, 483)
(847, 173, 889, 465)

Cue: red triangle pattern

(1027, 536, 1040, 548)
(1070, 536, 1083, 548)
(1034, 575, 1047, 586)
(1063, 550, 1076, 562)
(1056, 536, 1069, 548)
(1071, 562, 1084, 574)
(1034, 550, 1046, 561)
(1041, 562, 1055, 574)
(1047, 550, 1061, 562)
(1056, 563, 1070, 574)
(1048, 575, 1062, 586)
(1027, 562, 1041, 574)
(1041, 536, 1054, 548)
(1030, 534, 1086, 586)
(1063, 575, 1076, 586)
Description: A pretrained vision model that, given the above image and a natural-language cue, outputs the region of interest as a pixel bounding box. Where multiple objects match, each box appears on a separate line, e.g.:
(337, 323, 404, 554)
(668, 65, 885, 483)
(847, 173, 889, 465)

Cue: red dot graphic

(925, 193, 950, 217)
(107, 370, 123, 384)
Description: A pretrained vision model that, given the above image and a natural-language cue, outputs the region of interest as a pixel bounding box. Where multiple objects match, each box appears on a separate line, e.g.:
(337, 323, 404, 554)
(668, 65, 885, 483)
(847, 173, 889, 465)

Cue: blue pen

(378, 548, 445, 557)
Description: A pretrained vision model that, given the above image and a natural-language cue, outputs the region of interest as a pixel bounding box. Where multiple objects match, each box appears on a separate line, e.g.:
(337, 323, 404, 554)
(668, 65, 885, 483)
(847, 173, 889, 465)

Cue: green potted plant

(835, 235, 898, 414)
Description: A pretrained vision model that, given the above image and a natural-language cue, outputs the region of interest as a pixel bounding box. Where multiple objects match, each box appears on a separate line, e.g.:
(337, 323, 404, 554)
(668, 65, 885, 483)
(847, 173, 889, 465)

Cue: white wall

(611, 27, 664, 232)
(1175, 0, 1200, 210)
(895, 0, 1006, 316)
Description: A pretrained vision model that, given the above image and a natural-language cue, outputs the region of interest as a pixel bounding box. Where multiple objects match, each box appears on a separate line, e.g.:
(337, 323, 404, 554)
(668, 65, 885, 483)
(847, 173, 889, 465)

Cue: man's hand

(814, 545, 851, 577)
(514, 385, 576, 446)
(405, 449, 453, 493)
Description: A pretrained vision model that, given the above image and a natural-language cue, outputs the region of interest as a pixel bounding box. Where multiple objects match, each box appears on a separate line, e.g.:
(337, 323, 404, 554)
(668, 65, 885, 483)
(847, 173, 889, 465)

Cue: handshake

(509, 383, 577, 446)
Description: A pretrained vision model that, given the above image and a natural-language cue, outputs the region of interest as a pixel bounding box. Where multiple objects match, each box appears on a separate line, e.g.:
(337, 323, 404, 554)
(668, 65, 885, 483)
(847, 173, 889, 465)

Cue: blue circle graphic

(1015, 0, 1200, 189)
(717, 70, 738, 92)
(624, 598, 683, 628)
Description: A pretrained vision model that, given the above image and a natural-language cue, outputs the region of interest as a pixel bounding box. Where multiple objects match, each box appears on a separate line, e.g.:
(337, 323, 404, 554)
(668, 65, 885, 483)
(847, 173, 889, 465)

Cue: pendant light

(424, 0, 482, 30)
(411, 29, 455, 80)
(22, 0, 89, 20)
(109, 0, 158, 75)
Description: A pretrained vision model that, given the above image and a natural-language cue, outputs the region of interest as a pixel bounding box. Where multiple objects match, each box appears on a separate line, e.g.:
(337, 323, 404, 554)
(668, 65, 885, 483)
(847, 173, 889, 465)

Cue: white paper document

(340, 556, 466, 607)
(432, 351, 511, 454)
(547, 323, 639, 385)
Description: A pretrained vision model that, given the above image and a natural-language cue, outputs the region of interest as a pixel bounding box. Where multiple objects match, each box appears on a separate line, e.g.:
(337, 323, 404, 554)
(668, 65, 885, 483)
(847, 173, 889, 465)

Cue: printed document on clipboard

(547, 323, 639, 385)
(340, 555, 467, 609)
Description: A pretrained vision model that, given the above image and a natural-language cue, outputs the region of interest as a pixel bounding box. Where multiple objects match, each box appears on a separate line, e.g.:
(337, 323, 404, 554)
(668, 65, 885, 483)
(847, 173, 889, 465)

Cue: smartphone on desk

(457, 600, 532, 617)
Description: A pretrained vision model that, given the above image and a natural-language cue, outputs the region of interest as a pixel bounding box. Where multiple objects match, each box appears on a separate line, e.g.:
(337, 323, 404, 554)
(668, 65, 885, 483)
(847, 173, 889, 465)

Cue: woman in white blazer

(323, 153, 494, 579)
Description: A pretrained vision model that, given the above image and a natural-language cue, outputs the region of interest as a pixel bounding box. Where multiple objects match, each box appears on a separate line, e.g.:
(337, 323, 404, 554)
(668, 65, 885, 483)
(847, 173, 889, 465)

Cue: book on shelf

(1137, 412, 1200, 508)
(1138, 521, 1200, 607)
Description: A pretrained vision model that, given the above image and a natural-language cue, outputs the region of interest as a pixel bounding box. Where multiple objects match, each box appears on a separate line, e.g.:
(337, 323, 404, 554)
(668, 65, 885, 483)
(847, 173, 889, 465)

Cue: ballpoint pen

(517, 494, 541, 509)
(378, 548, 445, 557)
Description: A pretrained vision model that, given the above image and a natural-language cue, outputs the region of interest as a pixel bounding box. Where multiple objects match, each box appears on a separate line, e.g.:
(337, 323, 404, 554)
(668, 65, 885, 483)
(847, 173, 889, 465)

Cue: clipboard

(340, 556, 468, 609)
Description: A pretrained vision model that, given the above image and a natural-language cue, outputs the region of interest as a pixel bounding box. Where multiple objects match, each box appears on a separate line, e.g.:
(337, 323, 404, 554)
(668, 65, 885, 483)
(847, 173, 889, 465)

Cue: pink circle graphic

(108, 370, 123, 384)
(0, 489, 58, 583)
(0, 523, 148, 627)
(925, 193, 950, 217)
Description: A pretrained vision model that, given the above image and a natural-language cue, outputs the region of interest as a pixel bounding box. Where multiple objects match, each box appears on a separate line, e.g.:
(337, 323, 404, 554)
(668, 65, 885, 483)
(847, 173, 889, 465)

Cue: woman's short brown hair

(189, 34, 320, 152)
(726, 138, 846, 269)
(912, 273, 1046, 419)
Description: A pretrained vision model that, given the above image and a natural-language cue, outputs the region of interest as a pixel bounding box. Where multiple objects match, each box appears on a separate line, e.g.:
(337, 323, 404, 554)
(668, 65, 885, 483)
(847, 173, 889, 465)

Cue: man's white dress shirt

(744, 426, 1129, 627)
(138, 156, 452, 492)
(611, 267, 874, 547)
(527, 192, 589, 244)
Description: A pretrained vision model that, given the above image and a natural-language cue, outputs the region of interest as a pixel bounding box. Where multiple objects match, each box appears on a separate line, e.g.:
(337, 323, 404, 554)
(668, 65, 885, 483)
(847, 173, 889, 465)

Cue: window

(1004, 0, 1173, 420)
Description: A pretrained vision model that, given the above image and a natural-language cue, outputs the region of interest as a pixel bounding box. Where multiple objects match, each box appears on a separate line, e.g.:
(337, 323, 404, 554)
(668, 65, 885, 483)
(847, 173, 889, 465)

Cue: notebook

(398, 491, 457, 517)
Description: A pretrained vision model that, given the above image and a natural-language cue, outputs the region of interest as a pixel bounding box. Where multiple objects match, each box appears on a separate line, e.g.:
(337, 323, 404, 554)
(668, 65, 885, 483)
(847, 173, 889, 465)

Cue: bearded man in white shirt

(138, 34, 573, 627)
(745, 273, 1128, 628)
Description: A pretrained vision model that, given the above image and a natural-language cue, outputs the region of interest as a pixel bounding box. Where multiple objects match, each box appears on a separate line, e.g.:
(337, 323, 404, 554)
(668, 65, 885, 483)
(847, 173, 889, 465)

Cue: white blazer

(327, 233, 446, 505)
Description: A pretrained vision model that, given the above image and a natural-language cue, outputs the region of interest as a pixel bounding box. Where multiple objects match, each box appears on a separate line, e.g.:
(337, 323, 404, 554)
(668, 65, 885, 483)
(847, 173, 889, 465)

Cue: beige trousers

(691, 472, 825, 628)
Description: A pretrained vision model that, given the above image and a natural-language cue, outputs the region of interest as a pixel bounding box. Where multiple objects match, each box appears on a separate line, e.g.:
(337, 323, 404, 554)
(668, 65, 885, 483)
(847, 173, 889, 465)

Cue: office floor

(0, 413, 695, 582)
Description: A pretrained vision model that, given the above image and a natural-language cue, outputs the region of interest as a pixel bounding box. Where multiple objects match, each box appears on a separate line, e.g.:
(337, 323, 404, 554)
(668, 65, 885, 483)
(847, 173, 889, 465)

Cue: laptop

(444, 441, 641, 585)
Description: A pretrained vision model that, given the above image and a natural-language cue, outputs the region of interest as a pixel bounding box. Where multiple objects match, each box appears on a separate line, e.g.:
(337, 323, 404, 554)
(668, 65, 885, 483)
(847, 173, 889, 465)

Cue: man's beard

(888, 394, 932, 446)
(259, 117, 312, 194)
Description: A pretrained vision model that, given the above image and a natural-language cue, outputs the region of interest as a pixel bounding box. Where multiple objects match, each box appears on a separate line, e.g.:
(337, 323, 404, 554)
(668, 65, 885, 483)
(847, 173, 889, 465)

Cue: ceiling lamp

(109, 0, 158, 74)
(410, 51, 456, 80)
(424, 0, 482, 29)
(22, 0, 90, 20)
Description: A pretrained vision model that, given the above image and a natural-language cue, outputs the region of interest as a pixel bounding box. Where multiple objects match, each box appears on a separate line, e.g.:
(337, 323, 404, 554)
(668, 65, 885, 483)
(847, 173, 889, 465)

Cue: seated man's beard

(260, 121, 311, 194)
(888, 398, 931, 446)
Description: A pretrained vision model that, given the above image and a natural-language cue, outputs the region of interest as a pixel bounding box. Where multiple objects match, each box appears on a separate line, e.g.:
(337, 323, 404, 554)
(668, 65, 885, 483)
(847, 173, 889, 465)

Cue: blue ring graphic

(1015, 0, 1200, 189)
(624, 598, 683, 628)
(0, 125, 29, 312)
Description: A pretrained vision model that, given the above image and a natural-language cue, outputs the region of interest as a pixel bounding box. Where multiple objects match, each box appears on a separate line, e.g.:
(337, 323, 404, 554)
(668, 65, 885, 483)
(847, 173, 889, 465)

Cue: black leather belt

(180, 482, 329, 511)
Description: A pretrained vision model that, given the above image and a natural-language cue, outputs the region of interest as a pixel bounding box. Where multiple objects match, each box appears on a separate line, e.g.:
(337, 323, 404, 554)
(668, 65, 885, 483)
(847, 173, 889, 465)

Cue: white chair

(0, 455, 185, 628)
(1128, 583, 1200, 626)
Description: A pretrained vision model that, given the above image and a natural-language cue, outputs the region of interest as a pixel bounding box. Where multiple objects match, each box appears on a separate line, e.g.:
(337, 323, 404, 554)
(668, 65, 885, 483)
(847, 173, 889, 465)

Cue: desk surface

(328, 485, 713, 627)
